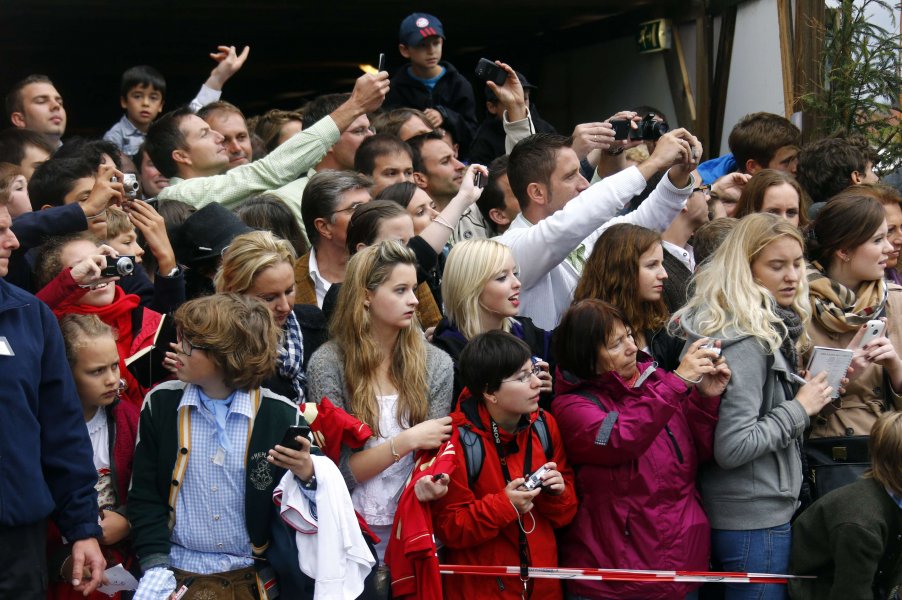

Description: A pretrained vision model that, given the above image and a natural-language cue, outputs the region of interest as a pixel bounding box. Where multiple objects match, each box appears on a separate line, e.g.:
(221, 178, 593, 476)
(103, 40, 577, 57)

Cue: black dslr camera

(101, 255, 136, 277)
(610, 113, 670, 141)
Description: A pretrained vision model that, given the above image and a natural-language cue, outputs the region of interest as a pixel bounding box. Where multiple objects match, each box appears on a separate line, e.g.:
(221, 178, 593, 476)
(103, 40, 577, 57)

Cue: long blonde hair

(442, 239, 514, 340)
(670, 213, 810, 354)
(330, 240, 427, 436)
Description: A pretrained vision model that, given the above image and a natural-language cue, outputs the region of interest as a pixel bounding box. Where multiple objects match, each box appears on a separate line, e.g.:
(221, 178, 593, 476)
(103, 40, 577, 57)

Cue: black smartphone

(377, 53, 385, 72)
(474, 170, 485, 188)
(474, 58, 507, 86)
(280, 424, 311, 451)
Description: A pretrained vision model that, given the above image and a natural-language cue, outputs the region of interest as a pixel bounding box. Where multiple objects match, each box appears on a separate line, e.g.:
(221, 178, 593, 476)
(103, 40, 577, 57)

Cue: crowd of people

(2, 10, 902, 600)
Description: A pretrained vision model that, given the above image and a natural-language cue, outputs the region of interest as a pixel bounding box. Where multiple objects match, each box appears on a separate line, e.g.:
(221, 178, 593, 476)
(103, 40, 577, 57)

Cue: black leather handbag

(803, 435, 870, 500)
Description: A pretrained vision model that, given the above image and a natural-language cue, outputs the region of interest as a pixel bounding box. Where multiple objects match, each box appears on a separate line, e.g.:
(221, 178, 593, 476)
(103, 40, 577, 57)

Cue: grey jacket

(681, 318, 810, 530)
(306, 340, 454, 489)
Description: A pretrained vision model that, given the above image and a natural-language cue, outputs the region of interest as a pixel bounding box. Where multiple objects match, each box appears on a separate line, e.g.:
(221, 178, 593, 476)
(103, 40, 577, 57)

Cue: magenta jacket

(551, 360, 720, 599)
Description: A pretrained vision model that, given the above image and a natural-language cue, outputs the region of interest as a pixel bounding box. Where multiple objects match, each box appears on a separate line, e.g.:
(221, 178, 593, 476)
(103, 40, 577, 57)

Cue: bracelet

(431, 215, 455, 231)
(606, 146, 625, 156)
(389, 437, 402, 463)
(85, 209, 107, 220)
(674, 370, 703, 386)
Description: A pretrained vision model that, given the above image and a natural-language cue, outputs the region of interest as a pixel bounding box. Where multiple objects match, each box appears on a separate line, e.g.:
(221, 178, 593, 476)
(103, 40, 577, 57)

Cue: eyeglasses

(177, 335, 211, 357)
(331, 201, 367, 216)
(692, 184, 711, 196)
(501, 365, 543, 385)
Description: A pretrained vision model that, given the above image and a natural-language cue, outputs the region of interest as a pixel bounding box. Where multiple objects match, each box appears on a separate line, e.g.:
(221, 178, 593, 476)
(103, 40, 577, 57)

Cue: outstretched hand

(206, 45, 250, 90)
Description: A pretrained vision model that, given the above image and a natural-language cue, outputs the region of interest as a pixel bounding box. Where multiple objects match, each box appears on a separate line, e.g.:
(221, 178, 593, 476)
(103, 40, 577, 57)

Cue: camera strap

(489, 417, 534, 599)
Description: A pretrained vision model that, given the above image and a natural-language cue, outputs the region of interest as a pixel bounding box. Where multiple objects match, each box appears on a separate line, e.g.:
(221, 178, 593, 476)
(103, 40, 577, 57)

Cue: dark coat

(385, 61, 477, 157)
(789, 477, 902, 600)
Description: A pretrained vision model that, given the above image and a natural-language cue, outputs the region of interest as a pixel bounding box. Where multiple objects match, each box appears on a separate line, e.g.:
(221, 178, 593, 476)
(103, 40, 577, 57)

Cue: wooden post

(777, 0, 795, 118)
(794, 0, 826, 141)
(696, 12, 712, 157)
(712, 5, 737, 155)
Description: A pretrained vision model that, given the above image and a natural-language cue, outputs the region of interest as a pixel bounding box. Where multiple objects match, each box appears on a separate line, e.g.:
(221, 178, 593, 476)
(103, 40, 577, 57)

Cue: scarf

(773, 305, 804, 372)
(807, 261, 887, 335)
(197, 387, 237, 452)
(278, 311, 306, 403)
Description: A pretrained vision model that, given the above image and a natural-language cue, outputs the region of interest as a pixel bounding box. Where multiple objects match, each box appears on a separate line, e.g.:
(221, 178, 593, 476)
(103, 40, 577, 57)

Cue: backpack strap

(533, 411, 554, 462)
(573, 390, 619, 446)
(458, 425, 485, 488)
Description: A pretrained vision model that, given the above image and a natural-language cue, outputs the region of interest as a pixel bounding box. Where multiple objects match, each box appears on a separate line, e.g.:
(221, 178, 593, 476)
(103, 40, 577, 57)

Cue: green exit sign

(637, 19, 672, 54)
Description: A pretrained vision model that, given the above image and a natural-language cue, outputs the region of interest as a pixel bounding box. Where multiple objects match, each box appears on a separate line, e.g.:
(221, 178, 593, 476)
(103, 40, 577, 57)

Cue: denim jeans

(710, 523, 792, 600)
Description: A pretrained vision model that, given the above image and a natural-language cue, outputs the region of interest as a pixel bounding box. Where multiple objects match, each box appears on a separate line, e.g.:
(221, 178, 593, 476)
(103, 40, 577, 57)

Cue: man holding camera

(501, 121, 702, 330)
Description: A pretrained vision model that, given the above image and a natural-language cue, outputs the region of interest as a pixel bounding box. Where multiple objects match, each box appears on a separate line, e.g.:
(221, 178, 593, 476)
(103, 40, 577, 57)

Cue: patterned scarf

(807, 261, 887, 335)
(277, 310, 306, 403)
(773, 305, 804, 373)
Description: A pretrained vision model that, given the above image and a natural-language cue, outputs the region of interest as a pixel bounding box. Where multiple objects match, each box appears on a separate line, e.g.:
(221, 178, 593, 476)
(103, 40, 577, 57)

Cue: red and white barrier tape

(438, 564, 815, 584)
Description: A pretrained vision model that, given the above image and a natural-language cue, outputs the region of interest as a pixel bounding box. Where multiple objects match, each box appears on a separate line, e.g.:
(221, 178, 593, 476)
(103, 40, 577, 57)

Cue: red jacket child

(431, 391, 577, 600)
(38, 268, 163, 407)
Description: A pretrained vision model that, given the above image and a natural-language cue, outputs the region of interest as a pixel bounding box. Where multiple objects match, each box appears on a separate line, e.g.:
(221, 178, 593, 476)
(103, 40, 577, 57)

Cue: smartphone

(280, 424, 312, 451)
(474, 58, 507, 86)
(377, 53, 385, 72)
(859, 319, 887, 348)
(473, 170, 485, 188)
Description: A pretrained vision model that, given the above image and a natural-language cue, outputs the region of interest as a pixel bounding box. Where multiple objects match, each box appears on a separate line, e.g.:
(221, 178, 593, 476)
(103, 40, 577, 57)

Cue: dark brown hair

(554, 299, 631, 380)
(728, 112, 800, 173)
(806, 195, 886, 269)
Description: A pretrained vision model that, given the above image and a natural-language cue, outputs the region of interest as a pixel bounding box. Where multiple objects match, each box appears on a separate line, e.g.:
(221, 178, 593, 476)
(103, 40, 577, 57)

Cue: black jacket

(385, 61, 477, 157)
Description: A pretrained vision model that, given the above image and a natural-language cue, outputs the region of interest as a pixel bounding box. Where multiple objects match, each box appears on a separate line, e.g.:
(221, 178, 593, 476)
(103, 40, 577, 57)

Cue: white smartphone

(858, 319, 886, 348)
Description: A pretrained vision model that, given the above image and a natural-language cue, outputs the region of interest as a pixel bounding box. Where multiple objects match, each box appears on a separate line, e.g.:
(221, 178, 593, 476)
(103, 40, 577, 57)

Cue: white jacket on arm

(498, 165, 692, 330)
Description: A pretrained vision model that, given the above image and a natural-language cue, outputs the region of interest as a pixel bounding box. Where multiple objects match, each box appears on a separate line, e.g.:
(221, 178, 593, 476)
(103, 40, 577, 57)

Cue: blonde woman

(433, 238, 553, 404)
(671, 213, 833, 600)
(305, 240, 453, 584)
(214, 230, 327, 403)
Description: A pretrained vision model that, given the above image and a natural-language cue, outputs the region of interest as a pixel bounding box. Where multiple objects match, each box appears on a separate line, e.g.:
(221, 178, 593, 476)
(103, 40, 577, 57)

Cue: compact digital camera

(101, 255, 136, 277)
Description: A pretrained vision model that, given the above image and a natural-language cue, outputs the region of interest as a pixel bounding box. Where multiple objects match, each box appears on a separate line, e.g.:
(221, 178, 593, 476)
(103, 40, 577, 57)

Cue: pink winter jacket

(551, 360, 720, 599)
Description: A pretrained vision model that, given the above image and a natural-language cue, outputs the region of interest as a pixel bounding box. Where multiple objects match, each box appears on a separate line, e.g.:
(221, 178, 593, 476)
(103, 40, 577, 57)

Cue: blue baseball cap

(399, 13, 445, 46)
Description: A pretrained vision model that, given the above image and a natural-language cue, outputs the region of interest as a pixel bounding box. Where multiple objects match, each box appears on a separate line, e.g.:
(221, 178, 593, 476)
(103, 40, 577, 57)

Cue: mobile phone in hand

(474, 58, 507, 86)
(280, 424, 312, 451)
(377, 53, 385, 72)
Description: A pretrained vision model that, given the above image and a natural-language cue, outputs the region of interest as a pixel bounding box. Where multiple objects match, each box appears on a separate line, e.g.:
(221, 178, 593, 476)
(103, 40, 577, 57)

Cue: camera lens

(116, 257, 134, 276)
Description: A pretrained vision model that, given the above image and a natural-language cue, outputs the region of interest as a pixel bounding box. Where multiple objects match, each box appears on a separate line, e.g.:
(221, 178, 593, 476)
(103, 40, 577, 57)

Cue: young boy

(104, 202, 185, 314)
(384, 12, 477, 158)
(104, 45, 250, 157)
(431, 330, 577, 600)
(129, 293, 316, 600)
(103, 66, 167, 157)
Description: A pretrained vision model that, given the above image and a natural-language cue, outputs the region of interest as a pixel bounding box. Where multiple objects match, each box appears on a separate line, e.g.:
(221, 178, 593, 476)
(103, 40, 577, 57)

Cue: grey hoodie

(679, 315, 810, 530)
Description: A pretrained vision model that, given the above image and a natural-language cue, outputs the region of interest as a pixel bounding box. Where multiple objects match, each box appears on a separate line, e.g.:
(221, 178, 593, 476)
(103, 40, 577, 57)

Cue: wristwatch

(301, 474, 317, 491)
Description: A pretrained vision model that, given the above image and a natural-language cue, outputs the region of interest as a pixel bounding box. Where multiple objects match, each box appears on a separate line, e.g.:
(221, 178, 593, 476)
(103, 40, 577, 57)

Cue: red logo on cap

(416, 17, 430, 28)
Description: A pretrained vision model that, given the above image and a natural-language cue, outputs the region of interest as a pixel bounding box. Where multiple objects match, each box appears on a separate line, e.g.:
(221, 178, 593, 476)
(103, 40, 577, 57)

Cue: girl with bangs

(305, 240, 454, 595)
(433, 238, 553, 405)
(671, 213, 833, 600)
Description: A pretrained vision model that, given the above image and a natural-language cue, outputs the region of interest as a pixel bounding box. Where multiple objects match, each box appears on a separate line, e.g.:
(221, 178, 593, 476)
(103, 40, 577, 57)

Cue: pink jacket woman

(552, 358, 719, 599)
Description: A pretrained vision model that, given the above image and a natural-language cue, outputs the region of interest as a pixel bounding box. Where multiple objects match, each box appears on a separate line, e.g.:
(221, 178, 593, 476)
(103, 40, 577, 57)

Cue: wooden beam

(663, 22, 697, 132)
(695, 12, 712, 156)
(794, 0, 826, 141)
(712, 5, 737, 155)
(777, 0, 795, 118)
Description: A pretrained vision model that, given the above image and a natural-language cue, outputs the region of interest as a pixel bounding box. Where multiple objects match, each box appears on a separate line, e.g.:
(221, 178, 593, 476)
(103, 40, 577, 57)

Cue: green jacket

(128, 380, 304, 570)
(789, 478, 902, 600)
